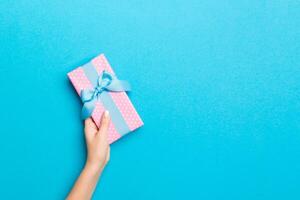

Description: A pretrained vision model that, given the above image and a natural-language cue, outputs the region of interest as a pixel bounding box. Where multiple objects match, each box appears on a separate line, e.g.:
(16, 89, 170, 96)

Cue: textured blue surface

(0, 1, 300, 199)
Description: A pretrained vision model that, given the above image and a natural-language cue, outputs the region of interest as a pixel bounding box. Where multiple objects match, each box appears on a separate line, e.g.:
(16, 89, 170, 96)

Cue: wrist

(85, 160, 105, 174)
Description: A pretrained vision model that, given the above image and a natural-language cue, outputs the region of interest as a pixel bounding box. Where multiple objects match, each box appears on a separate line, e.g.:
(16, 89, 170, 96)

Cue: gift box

(68, 54, 143, 144)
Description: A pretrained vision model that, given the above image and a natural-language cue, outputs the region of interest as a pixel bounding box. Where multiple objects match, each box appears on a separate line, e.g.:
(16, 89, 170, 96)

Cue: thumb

(97, 111, 110, 141)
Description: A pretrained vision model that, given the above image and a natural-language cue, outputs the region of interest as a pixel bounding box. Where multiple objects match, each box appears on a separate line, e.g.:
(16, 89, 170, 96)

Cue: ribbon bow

(80, 70, 131, 119)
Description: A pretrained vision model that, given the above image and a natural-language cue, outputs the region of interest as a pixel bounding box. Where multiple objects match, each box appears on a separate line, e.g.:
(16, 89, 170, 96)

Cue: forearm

(66, 163, 103, 200)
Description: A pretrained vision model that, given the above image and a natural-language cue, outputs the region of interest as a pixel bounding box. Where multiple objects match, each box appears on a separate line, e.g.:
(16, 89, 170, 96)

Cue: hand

(84, 111, 111, 171)
(67, 111, 111, 200)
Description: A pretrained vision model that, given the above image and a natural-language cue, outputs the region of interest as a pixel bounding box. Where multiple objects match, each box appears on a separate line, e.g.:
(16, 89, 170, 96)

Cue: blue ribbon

(80, 70, 131, 120)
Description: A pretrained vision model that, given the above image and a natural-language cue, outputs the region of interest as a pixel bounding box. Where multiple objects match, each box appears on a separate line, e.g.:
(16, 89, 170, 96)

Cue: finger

(105, 147, 110, 163)
(97, 111, 110, 140)
(85, 118, 98, 130)
(84, 118, 98, 139)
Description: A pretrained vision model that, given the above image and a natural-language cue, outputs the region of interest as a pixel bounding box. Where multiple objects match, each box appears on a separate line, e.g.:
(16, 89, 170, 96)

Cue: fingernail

(104, 110, 109, 118)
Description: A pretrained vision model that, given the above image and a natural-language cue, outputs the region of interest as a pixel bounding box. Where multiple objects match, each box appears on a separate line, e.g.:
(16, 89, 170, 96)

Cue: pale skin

(67, 111, 111, 200)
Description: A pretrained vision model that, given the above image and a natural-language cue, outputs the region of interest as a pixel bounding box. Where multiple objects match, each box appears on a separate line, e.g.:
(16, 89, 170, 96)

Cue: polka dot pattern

(68, 67, 92, 94)
(92, 54, 144, 131)
(68, 66, 122, 144)
(92, 54, 114, 74)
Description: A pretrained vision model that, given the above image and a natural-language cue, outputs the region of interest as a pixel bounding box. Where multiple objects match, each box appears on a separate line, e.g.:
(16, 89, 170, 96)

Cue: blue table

(1, 1, 300, 199)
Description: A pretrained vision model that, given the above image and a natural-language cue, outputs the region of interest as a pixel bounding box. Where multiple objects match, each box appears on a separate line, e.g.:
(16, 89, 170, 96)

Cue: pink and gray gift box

(68, 54, 143, 144)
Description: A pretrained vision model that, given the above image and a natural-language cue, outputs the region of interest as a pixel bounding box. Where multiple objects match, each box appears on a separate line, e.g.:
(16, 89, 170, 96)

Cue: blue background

(0, 0, 300, 199)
